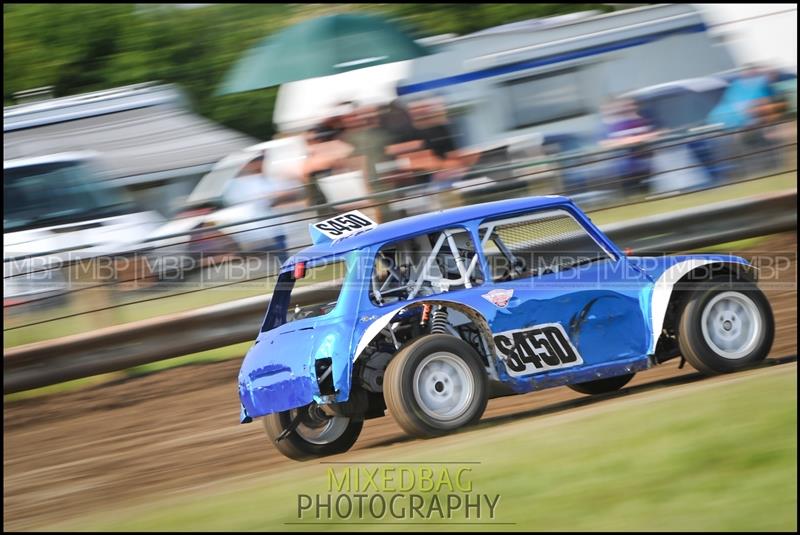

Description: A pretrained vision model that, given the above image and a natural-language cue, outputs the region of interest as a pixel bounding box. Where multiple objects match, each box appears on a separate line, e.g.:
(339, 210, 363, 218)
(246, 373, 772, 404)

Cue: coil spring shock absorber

(420, 303, 432, 327)
(429, 306, 449, 334)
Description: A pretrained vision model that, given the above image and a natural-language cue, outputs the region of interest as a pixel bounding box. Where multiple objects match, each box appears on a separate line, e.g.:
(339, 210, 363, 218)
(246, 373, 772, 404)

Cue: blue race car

(238, 196, 774, 460)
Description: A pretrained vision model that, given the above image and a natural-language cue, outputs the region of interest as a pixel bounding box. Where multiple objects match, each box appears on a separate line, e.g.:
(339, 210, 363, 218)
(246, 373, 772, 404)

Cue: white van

(3, 152, 165, 308)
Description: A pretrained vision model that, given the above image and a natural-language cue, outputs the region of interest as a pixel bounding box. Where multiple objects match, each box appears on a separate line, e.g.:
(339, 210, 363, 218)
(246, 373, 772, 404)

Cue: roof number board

(312, 210, 377, 240)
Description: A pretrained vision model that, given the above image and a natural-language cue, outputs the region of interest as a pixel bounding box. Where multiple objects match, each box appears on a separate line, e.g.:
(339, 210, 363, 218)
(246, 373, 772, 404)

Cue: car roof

(4, 151, 99, 169)
(286, 195, 575, 267)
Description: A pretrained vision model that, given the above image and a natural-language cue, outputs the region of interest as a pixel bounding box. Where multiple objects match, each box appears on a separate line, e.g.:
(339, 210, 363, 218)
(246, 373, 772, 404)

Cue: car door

(477, 208, 653, 381)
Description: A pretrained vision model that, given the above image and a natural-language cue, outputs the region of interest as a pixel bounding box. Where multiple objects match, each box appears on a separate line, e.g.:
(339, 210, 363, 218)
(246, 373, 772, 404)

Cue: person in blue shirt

(708, 65, 775, 129)
(707, 64, 785, 179)
(598, 98, 659, 196)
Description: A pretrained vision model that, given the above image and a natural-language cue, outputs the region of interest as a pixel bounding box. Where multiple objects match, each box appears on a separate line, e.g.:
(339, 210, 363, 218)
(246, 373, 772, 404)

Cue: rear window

(261, 260, 347, 332)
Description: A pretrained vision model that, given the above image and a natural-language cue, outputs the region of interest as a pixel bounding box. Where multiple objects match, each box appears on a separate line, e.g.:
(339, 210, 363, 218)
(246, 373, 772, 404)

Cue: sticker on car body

(481, 288, 514, 308)
(493, 323, 583, 377)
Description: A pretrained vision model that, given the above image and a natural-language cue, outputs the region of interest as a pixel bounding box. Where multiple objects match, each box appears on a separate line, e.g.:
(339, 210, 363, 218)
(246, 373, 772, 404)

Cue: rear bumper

(238, 333, 320, 418)
(237, 318, 355, 419)
(238, 360, 319, 418)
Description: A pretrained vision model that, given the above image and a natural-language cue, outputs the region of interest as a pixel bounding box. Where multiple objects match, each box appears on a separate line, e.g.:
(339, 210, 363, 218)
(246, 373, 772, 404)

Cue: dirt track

(3, 233, 797, 531)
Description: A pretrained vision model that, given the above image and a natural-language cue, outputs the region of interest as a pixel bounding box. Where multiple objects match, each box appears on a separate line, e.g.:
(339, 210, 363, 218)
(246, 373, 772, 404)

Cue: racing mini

(238, 197, 774, 460)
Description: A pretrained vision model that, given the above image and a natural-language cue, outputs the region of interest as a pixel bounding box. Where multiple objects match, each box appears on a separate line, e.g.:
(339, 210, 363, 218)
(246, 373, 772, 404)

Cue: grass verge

(45, 365, 797, 531)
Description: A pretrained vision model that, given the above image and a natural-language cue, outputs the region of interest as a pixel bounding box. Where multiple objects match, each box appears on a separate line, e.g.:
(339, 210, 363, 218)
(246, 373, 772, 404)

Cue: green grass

(2, 370, 125, 402)
(588, 172, 796, 225)
(3, 284, 272, 348)
(687, 235, 769, 254)
(44, 367, 797, 532)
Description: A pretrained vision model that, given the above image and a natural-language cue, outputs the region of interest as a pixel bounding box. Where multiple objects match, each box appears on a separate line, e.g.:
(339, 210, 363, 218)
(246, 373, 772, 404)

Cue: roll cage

(371, 228, 483, 305)
(368, 208, 615, 306)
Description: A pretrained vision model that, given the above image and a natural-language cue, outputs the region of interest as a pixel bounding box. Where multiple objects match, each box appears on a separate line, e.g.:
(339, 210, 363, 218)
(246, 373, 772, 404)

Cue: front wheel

(384, 334, 488, 438)
(263, 404, 363, 461)
(678, 277, 774, 375)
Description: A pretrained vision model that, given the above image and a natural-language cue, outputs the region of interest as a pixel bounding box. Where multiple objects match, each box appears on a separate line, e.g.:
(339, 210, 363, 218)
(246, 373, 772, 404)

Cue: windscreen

(4, 160, 131, 232)
(186, 150, 261, 205)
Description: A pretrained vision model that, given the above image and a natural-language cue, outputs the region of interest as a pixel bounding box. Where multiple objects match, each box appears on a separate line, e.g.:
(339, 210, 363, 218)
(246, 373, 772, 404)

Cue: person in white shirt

(223, 154, 304, 262)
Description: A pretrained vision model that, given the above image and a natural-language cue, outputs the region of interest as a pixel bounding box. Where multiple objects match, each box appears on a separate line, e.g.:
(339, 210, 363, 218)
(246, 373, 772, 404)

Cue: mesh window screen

(481, 211, 609, 281)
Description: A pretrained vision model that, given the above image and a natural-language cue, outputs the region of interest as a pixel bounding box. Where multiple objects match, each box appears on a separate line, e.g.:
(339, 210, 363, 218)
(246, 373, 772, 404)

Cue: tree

(3, 3, 618, 140)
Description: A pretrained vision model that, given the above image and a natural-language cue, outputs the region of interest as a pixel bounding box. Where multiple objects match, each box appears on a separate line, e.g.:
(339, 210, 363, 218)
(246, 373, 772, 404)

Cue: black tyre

(383, 334, 488, 438)
(568, 373, 635, 395)
(678, 277, 774, 375)
(263, 404, 363, 461)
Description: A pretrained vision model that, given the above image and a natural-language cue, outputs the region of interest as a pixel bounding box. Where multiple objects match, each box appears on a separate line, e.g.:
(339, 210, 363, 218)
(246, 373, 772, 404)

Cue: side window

(370, 228, 483, 306)
(262, 260, 348, 332)
(480, 210, 612, 282)
(236, 155, 265, 177)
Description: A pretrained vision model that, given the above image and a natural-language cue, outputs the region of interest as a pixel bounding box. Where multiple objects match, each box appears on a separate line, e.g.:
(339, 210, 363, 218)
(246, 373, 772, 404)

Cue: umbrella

(273, 60, 413, 131)
(218, 13, 429, 95)
(621, 77, 729, 130)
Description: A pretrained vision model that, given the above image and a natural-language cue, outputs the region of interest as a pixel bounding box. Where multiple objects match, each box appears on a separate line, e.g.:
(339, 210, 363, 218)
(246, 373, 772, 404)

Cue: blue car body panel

(489, 292, 651, 390)
(238, 196, 755, 420)
(239, 316, 358, 416)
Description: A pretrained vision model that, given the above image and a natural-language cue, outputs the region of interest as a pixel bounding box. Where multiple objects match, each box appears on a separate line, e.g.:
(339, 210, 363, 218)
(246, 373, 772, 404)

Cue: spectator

(409, 97, 458, 161)
(223, 153, 303, 260)
(387, 95, 478, 185)
(761, 68, 796, 172)
(599, 97, 659, 196)
(223, 155, 271, 206)
(338, 103, 396, 222)
(301, 114, 352, 206)
(708, 64, 775, 130)
(708, 64, 785, 177)
(757, 67, 788, 123)
(379, 99, 417, 145)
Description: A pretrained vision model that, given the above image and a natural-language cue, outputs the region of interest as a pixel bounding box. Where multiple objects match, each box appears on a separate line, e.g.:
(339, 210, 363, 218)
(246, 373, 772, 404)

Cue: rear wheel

(263, 404, 362, 461)
(384, 334, 488, 438)
(568, 373, 635, 395)
(678, 277, 774, 375)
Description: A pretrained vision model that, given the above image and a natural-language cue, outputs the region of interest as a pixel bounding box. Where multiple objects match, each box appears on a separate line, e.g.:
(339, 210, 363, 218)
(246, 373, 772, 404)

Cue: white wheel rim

(700, 291, 762, 360)
(412, 352, 475, 421)
(289, 407, 349, 445)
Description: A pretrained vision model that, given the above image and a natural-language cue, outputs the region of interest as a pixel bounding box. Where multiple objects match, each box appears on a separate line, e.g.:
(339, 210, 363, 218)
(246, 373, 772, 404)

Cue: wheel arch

(651, 259, 758, 359)
(353, 299, 497, 373)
